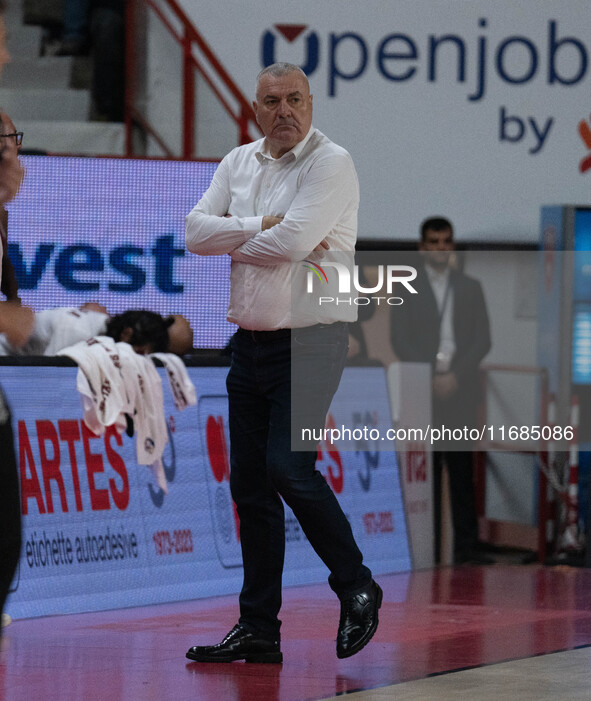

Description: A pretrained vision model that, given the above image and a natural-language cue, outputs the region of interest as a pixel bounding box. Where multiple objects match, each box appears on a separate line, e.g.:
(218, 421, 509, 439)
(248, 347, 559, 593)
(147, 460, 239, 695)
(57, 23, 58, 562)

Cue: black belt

(237, 322, 347, 344)
(237, 327, 292, 343)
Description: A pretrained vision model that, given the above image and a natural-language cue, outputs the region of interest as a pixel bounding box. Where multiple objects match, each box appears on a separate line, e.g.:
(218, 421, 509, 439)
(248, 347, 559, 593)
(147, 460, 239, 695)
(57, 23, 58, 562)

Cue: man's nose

(277, 99, 291, 116)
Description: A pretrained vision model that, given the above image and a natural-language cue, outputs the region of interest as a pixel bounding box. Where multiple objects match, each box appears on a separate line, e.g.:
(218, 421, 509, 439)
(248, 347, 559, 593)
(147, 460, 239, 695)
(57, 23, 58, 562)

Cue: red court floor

(2, 564, 591, 700)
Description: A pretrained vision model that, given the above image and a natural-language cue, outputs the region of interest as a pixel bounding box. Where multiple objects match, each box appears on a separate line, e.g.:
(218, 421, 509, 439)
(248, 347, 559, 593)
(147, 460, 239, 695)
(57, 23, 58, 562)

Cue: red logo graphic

(404, 442, 427, 483)
(315, 413, 344, 494)
(205, 415, 240, 542)
(19, 419, 129, 515)
(578, 115, 591, 173)
(363, 511, 394, 535)
(274, 24, 308, 42)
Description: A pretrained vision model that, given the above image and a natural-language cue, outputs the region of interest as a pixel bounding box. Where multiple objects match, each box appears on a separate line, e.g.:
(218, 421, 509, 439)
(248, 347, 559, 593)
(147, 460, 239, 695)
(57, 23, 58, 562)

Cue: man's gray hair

(255, 63, 309, 96)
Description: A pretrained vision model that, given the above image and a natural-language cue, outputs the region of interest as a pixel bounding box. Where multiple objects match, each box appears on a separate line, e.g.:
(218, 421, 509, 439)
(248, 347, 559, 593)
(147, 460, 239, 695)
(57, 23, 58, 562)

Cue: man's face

(253, 71, 313, 159)
(1, 112, 19, 145)
(419, 228, 455, 271)
(0, 17, 10, 78)
(0, 112, 19, 159)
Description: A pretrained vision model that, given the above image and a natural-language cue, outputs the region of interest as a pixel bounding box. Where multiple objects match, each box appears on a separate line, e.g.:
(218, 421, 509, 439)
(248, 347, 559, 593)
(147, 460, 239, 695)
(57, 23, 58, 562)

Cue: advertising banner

(174, 0, 591, 242)
(6, 156, 233, 349)
(2, 364, 409, 619)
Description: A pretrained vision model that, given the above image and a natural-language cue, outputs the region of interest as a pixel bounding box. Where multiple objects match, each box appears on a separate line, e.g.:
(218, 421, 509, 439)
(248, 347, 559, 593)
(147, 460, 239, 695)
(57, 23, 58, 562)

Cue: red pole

(239, 107, 252, 145)
(182, 27, 195, 159)
(124, 0, 137, 157)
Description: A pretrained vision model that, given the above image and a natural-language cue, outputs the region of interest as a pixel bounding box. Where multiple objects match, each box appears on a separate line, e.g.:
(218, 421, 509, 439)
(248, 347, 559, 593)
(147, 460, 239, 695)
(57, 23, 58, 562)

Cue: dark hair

(105, 310, 172, 353)
(0, 2, 6, 14)
(420, 216, 453, 241)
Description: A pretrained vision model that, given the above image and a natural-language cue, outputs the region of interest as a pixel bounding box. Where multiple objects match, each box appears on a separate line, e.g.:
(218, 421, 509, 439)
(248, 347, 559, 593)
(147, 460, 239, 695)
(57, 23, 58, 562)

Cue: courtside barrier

(2, 357, 410, 619)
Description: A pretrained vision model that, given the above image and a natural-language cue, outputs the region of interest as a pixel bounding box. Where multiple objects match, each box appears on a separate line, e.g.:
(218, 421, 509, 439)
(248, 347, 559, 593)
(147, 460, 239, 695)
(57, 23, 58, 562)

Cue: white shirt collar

(425, 262, 451, 287)
(256, 126, 315, 164)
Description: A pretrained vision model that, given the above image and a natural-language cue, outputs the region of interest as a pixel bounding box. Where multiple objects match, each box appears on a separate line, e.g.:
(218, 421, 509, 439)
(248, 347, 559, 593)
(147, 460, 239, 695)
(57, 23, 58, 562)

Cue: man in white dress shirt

(185, 62, 381, 663)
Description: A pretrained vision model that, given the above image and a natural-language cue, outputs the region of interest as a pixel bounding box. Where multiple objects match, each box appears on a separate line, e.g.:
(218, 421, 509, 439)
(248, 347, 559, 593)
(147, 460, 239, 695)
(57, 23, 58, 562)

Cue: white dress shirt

(185, 127, 359, 330)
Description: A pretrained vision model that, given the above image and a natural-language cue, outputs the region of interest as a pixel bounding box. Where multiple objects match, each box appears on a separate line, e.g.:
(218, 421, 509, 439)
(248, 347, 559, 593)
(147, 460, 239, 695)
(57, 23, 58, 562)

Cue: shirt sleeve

(185, 156, 263, 256)
(229, 150, 358, 266)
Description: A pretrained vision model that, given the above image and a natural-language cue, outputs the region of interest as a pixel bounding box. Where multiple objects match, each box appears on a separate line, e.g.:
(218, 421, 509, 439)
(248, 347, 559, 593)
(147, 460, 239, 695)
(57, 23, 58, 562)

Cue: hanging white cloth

(58, 338, 196, 494)
(150, 352, 197, 411)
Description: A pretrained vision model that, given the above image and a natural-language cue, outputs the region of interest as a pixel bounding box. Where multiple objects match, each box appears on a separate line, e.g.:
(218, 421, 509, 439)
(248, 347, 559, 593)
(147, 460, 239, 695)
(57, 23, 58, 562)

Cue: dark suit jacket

(390, 262, 491, 429)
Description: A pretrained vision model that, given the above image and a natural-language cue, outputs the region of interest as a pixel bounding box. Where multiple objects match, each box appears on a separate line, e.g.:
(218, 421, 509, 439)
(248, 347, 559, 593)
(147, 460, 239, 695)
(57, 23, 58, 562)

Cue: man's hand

(313, 238, 330, 253)
(262, 215, 283, 230)
(432, 372, 458, 400)
(0, 302, 34, 347)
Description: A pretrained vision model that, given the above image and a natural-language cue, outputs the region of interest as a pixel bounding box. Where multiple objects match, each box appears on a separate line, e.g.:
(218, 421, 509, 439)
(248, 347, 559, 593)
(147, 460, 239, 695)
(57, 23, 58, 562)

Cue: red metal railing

(124, 0, 260, 159)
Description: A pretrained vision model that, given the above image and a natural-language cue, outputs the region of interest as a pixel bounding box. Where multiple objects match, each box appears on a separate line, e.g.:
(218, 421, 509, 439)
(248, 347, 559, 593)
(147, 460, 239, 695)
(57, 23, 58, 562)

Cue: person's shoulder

(306, 130, 357, 180)
(310, 129, 351, 159)
(452, 268, 484, 292)
(223, 137, 266, 164)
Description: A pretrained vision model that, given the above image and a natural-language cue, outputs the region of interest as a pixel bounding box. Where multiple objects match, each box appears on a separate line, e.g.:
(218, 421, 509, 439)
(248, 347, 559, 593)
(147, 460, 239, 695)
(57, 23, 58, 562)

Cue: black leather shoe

(186, 624, 282, 663)
(336, 579, 383, 659)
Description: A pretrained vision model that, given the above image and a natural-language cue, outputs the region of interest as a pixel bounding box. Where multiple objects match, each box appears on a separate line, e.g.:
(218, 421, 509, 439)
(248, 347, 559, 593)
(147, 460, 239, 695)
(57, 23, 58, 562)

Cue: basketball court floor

(2, 562, 590, 700)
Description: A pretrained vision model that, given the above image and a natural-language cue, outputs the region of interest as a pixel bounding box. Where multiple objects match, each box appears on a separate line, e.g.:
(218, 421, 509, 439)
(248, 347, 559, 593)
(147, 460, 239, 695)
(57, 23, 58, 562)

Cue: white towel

(60, 336, 128, 430)
(150, 352, 197, 411)
(58, 337, 178, 494)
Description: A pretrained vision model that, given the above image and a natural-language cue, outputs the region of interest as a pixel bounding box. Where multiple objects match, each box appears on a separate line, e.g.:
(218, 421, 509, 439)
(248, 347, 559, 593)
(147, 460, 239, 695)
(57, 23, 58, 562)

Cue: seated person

(0, 304, 193, 356)
(103, 309, 171, 355)
(0, 303, 110, 356)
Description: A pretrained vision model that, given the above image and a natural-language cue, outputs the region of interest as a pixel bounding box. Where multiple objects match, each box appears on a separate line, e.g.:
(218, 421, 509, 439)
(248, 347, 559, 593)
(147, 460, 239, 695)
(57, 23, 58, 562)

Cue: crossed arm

(185, 151, 357, 265)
